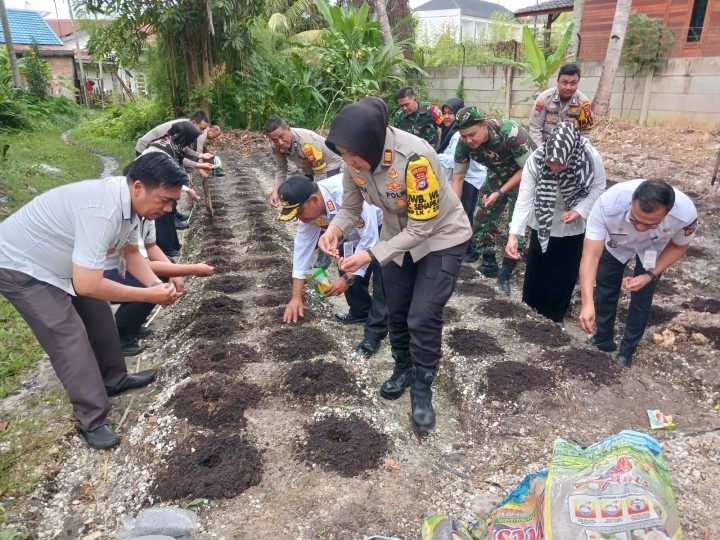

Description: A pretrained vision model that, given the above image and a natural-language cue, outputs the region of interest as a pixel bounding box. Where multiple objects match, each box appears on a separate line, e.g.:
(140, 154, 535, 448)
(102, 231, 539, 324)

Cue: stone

(134, 507, 196, 539)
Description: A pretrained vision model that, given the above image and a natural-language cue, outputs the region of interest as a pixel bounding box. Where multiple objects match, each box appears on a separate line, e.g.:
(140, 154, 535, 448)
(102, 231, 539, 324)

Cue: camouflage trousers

(471, 184, 525, 259)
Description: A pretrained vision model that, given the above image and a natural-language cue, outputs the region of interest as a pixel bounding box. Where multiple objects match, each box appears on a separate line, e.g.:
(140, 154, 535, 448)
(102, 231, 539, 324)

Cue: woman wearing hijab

(318, 97, 471, 432)
(437, 98, 487, 262)
(147, 121, 202, 257)
(506, 123, 606, 327)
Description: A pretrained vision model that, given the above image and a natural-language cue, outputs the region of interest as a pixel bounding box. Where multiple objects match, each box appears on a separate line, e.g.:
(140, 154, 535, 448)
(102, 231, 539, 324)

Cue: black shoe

(176, 211, 190, 222)
(132, 326, 153, 340)
(174, 218, 189, 230)
(380, 349, 414, 400)
(497, 259, 517, 295)
(121, 340, 143, 357)
(462, 251, 480, 263)
(616, 353, 633, 368)
(77, 425, 121, 450)
(335, 312, 368, 325)
(477, 253, 500, 278)
(105, 369, 157, 397)
(356, 337, 381, 356)
(587, 335, 618, 352)
(554, 321, 565, 330)
(411, 364, 437, 432)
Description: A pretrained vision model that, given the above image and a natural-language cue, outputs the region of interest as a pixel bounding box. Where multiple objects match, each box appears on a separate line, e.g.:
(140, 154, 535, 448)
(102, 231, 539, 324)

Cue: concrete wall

(424, 57, 720, 129)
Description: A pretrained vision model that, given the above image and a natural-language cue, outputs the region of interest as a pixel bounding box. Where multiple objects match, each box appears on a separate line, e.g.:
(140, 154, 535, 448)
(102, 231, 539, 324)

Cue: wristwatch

(342, 274, 356, 287)
(646, 270, 660, 284)
(151, 278, 164, 287)
(496, 189, 506, 201)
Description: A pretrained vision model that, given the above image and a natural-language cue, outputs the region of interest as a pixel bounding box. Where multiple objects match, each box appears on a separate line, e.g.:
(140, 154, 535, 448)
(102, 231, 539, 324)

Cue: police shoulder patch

(356, 218, 365, 228)
(683, 218, 698, 236)
(327, 200, 336, 212)
(405, 154, 440, 221)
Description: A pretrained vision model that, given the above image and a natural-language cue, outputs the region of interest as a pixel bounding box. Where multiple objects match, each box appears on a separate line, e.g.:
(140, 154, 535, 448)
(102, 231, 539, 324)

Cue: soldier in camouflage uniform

(451, 106, 537, 294)
(393, 86, 443, 147)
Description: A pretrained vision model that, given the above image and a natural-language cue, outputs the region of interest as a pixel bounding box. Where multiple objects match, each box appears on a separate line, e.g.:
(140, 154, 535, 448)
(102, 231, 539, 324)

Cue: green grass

(68, 114, 137, 174)
(0, 116, 130, 530)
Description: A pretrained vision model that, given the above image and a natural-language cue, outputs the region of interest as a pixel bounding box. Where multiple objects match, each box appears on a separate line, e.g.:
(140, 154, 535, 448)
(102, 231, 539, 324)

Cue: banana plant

(491, 22, 575, 96)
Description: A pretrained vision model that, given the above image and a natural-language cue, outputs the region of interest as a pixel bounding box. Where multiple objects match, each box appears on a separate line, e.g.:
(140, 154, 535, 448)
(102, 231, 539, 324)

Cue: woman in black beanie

(319, 97, 472, 432)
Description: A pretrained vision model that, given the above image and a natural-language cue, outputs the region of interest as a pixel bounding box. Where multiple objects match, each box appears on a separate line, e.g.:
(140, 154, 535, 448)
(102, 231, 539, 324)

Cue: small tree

(23, 41, 51, 99)
(491, 22, 574, 97)
(622, 12, 675, 75)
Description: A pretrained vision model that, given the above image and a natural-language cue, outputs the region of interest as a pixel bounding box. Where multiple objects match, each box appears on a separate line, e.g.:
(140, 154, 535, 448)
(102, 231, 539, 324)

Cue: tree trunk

(373, 0, 400, 76)
(199, 32, 211, 114)
(0, 0, 22, 88)
(567, 0, 585, 60)
(591, 0, 632, 116)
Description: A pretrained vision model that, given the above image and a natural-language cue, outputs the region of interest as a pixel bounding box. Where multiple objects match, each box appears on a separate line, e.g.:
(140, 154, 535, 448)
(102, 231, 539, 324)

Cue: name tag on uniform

(118, 255, 127, 280)
(644, 250, 657, 268)
(343, 243, 354, 259)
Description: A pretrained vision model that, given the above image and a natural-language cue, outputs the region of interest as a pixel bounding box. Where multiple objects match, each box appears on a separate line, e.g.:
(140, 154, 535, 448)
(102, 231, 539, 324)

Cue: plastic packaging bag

(469, 471, 547, 540)
(544, 430, 681, 539)
(304, 267, 331, 301)
(421, 515, 474, 540)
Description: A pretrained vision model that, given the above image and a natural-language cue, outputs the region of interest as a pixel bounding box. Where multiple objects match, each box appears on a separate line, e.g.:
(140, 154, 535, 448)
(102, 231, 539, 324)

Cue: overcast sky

(7, 0, 536, 21)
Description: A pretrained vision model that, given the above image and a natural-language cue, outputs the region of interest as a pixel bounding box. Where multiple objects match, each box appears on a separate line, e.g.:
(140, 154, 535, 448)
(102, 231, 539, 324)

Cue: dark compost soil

(299, 415, 389, 477)
(540, 349, 622, 386)
(477, 299, 527, 319)
(484, 361, 555, 402)
(446, 328, 505, 357)
(186, 342, 262, 374)
(205, 275, 252, 294)
(284, 359, 360, 400)
(507, 320, 571, 347)
(153, 434, 263, 500)
(265, 327, 336, 361)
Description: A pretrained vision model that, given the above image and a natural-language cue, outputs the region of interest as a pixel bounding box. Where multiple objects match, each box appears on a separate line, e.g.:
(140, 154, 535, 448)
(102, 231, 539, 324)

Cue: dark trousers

(342, 257, 388, 341)
(0, 268, 129, 430)
(155, 203, 181, 255)
(381, 242, 467, 367)
(522, 229, 584, 323)
(594, 249, 659, 356)
(460, 182, 479, 254)
(104, 269, 162, 340)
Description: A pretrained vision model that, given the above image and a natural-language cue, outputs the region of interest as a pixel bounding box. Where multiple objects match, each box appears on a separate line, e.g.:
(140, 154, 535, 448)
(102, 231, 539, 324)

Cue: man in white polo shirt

(579, 179, 698, 368)
(278, 175, 387, 356)
(0, 152, 187, 449)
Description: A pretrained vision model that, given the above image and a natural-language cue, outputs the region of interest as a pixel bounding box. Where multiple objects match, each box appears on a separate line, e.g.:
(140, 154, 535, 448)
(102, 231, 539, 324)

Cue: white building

(414, 0, 515, 44)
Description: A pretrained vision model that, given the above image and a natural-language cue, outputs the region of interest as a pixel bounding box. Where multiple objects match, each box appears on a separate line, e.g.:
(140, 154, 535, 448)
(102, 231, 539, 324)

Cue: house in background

(579, 0, 720, 59)
(414, 0, 515, 43)
(0, 8, 76, 99)
(45, 17, 148, 100)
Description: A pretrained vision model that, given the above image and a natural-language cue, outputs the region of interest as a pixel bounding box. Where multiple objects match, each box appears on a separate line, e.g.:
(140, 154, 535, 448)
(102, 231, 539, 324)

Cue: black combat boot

(380, 349, 414, 400)
(477, 253, 500, 278)
(497, 258, 517, 295)
(410, 364, 437, 432)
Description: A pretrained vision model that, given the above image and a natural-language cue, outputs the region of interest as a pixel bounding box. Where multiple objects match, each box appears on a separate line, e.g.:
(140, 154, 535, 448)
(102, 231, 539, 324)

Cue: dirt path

(61, 129, 119, 179)
(2, 123, 719, 539)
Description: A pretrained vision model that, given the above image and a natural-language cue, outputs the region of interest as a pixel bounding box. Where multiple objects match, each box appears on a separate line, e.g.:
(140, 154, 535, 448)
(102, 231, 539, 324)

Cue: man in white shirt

(278, 175, 387, 356)
(0, 152, 186, 449)
(579, 179, 698, 367)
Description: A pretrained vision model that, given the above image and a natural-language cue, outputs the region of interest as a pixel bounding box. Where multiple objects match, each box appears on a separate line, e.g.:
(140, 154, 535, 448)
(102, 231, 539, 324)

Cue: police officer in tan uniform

(529, 63, 594, 147)
(265, 116, 344, 208)
(319, 97, 472, 433)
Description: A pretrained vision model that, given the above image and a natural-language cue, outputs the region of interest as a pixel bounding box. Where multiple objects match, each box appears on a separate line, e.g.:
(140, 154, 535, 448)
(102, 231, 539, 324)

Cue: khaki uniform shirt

(332, 127, 472, 267)
(529, 87, 594, 146)
(272, 128, 344, 186)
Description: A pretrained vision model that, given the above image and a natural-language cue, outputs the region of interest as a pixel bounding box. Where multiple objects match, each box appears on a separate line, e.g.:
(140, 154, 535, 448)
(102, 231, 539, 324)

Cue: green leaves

(490, 22, 575, 94)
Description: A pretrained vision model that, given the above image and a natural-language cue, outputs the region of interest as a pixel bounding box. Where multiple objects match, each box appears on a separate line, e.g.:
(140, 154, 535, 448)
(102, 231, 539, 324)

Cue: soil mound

(541, 349, 621, 386)
(252, 290, 288, 307)
(202, 255, 233, 271)
(447, 328, 505, 357)
(299, 415, 389, 477)
(247, 241, 284, 255)
(682, 297, 720, 314)
(443, 306, 460, 323)
(477, 299, 526, 319)
(454, 280, 496, 298)
(485, 361, 555, 402)
(260, 305, 315, 324)
(284, 359, 360, 400)
(688, 326, 720, 349)
(266, 327, 336, 361)
(655, 280, 680, 296)
(187, 342, 262, 374)
(198, 295, 244, 316)
(190, 313, 244, 339)
(206, 275, 252, 294)
(458, 265, 478, 280)
(170, 374, 263, 429)
(507, 320, 571, 347)
(237, 257, 290, 271)
(264, 271, 288, 290)
(153, 434, 262, 500)
(206, 228, 234, 241)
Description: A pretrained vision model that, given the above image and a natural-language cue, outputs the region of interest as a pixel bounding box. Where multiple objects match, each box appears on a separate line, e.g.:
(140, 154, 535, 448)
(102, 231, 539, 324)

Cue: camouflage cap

(456, 106, 487, 129)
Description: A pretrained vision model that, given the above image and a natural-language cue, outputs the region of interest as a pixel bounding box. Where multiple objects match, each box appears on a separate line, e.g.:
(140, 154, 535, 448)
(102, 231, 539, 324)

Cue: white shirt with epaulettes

(291, 174, 383, 280)
(585, 179, 698, 268)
